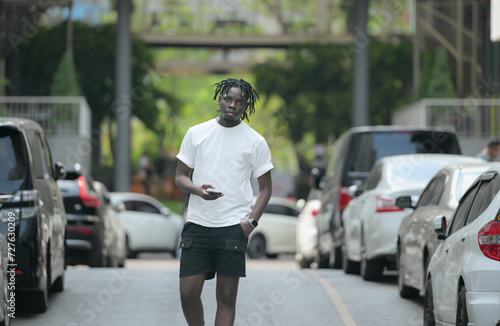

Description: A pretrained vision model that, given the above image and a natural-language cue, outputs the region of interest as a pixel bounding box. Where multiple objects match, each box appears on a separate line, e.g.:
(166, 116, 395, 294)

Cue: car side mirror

(160, 207, 171, 216)
(348, 184, 360, 198)
(433, 215, 447, 240)
(114, 202, 125, 212)
(396, 196, 413, 209)
(54, 162, 67, 180)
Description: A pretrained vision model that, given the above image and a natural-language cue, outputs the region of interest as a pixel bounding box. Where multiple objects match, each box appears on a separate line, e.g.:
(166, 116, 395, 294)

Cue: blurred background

(1, 0, 499, 213)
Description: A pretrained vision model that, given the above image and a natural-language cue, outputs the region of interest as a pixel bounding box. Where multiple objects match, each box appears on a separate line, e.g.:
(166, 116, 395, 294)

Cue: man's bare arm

(241, 170, 272, 237)
(175, 159, 223, 200)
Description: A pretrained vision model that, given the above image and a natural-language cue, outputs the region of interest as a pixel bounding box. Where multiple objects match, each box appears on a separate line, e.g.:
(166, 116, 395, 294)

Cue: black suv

(0, 118, 67, 313)
(57, 165, 114, 267)
(314, 125, 462, 269)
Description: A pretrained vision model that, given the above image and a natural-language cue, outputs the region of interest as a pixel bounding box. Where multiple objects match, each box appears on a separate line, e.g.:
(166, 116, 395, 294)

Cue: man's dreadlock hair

(213, 78, 259, 122)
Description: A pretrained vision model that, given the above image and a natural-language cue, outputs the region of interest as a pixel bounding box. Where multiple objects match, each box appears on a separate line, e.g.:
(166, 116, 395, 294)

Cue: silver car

(396, 162, 497, 298)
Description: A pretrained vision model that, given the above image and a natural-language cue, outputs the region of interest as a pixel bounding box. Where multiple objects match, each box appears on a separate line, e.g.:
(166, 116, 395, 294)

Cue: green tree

(18, 21, 180, 169)
(50, 51, 83, 96)
(415, 48, 456, 100)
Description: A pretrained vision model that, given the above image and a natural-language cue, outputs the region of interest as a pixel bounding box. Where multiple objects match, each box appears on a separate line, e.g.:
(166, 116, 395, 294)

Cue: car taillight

(478, 221, 500, 261)
(375, 195, 404, 213)
(311, 208, 319, 217)
(339, 186, 352, 211)
(67, 226, 92, 235)
(78, 176, 100, 207)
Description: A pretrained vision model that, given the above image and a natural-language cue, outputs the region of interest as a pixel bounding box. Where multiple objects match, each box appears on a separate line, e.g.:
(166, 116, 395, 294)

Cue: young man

(175, 78, 273, 326)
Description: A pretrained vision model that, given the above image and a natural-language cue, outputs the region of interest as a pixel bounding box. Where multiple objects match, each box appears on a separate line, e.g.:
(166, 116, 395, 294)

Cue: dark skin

(175, 86, 273, 326)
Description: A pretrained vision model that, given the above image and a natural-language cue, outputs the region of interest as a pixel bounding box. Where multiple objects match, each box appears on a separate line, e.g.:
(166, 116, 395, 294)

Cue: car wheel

(456, 287, 469, 326)
(341, 244, 359, 274)
(360, 237, 383, 281)
(397, 246, 419, 298)
(89, 246, 107, 267)
(423, 277, 435, 326)
(298, 257, 311, 269)
(329, 244, 342, 269)
(247, 234, 266, 259)
(50, 273, 64, 293)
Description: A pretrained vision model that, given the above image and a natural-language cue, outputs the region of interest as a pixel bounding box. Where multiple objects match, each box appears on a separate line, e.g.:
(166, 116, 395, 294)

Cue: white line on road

(307, 270, 358, 326)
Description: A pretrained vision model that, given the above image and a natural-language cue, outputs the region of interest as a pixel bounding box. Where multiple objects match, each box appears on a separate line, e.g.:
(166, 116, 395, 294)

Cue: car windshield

(0, 129, 28, 195)
(349, 131, 460, 174)
(386, 160, 448, 188)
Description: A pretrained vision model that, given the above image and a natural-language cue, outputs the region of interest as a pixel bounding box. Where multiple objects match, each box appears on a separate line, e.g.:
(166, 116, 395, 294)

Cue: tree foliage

(18, 21, 180, 165)
(252, 39, 413, 145)
(415, 47, 456, 100)
(50, 51, 83, 96)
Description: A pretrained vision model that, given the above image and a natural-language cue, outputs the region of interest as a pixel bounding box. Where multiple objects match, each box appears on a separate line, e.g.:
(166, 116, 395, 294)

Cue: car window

(265, 204, 300, 217)
(386, 160, 447, 188)
(464, 174, 500, 226)
(348, 131, 460, 176)
(123, 200, 161, 214)
(456, 170, 484, 201)
(0, 130, 27, 182)
(449, 182, 479, 234)
(417, 175, 445, 207)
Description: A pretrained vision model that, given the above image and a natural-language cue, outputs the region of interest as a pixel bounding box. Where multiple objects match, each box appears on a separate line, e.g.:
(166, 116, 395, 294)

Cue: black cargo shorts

(179, 222, 248, 280)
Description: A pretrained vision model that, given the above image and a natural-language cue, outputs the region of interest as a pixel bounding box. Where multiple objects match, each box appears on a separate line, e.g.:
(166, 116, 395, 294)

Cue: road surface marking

(308, 270, 358, 326)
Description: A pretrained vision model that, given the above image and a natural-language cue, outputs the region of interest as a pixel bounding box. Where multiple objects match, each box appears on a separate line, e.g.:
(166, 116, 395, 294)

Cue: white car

(109, 192, 184, 258)
(295, 189, 322, 268)
(424, 165, 500, 326)
(396, 162, 495, 298)
(342, 154, 483, 281)
(247, 197, 301, 259)
(93, 182, 127, 267)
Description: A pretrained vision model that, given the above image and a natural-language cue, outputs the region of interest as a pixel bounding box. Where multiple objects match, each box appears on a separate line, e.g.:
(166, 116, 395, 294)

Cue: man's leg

(215, 274, 240, 326)
(180, 273, 207, 326)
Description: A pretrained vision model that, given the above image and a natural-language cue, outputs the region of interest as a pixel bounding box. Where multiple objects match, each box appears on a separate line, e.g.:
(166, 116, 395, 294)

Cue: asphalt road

(12, 254, 423, 326)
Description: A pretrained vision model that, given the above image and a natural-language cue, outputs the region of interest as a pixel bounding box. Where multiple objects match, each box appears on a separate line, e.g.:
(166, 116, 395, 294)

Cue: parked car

(396, 161, 495, 298)
(109, 192, 184, 258)
(314, 126, 462, 269)
(295, 189, 322, 268)
(247, 197, 301, 259)
(424, 165, 500, 326)
(0, 117, 67, 313)
(57, 165, 114, 267)
(341, 154, 481, 281)
(93, 181, 127, 267)
(0, 232, 11, 325)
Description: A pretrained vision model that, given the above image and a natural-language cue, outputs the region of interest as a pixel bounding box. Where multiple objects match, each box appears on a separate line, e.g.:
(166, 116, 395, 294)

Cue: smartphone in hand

(207, 190, 222, 196)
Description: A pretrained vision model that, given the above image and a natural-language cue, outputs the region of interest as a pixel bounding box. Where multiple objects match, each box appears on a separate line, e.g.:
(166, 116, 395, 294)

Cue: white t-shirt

(177, 118, 273, 227)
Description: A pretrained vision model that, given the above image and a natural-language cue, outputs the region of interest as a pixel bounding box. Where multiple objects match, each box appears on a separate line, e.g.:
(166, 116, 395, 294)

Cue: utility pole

(114, 0, 132, 192)
(352, 0, 369, 127)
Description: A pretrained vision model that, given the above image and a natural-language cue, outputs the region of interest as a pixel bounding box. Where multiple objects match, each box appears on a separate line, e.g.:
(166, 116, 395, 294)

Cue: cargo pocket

(179, 237, 194, 249)
(225, 239, 247, 253)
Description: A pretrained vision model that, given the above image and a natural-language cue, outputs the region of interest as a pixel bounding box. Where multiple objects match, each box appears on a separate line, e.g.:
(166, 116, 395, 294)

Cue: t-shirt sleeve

(176, 128, 195, 168)
(252, 139, 274, 178)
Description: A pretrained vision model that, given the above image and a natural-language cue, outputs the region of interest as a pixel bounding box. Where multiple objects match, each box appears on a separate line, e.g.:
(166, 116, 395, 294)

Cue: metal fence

(393, 98, 500, 139)
(0, 96, 91, 137)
